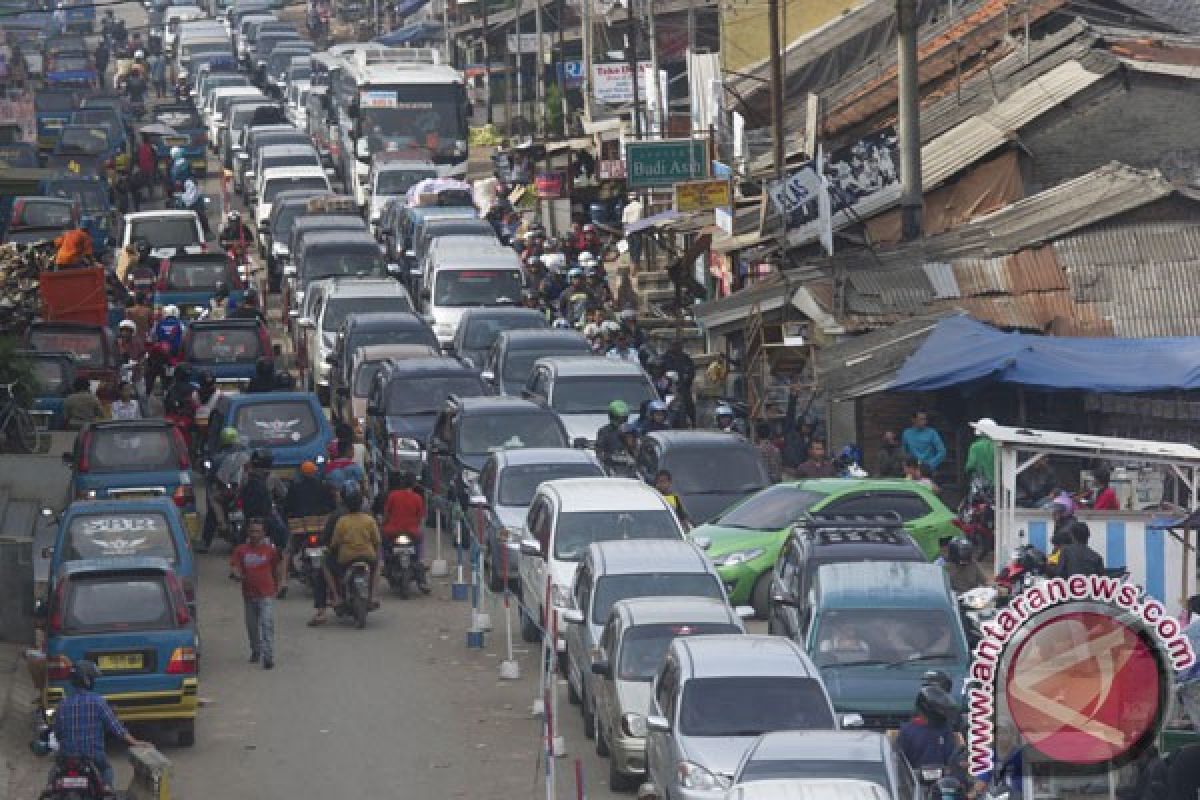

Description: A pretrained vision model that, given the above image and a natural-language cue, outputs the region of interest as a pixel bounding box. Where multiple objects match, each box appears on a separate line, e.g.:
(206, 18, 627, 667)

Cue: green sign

(625, 140, 708, 189)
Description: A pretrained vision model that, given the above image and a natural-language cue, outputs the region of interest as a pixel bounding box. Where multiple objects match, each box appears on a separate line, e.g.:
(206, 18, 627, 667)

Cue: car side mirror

(468, 494, 488, 508)
(519, 538, 541, 557)
(480, 370, 495, 384)
(61, 452, 73, 466)
(562, 609, 584, 624)
(691, 535, 712, 551)
(386, 263, 401, 275)
(572, 437, 589, 449)
(590, 660, 611, 678)
(404, 249, 415, 260)
(734, 605, 755, 619)
(841, 713, 865, 729)
(771, 589, 798, 607)
(645, 715, 670, 733)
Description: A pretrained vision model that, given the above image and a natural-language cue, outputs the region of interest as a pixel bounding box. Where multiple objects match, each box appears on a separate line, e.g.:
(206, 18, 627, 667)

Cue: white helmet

(542, 252, 566, 271)
(578, 252, 598, 267)
(582, 323, 600, 338)
(118, 319, 136, 332)
(163, 305, 180, 318)
(135, 49, 145, 60)
(601, 320, 621, 335)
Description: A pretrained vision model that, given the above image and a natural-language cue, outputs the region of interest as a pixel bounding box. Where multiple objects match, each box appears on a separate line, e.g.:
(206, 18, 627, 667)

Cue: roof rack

(797, 511, 905, 527)
(793, 511, 910, 546)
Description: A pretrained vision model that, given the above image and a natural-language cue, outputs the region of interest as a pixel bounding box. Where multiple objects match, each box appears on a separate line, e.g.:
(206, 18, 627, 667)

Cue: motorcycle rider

(193, 370, 222, 446)
(52, 660, 147, 791)
(640, 400, 671, 435)
(169, 146, 191, 187)
(714, 404, 745, 435)
(595, 401, 631, 471)
(163, 364, 199, 450)
(180, 178, 211, 237)
(201, 426, 248, 551)
(896, 685, 963, 781)
(115, 319, 145, 390)
(325, 481, 382, 610)
(219, 210, 253, 254)
(376, 470, 430, 593)
(283, 460, 336, 583)
(944, 536, 989, 593)
(149, 303, 185, 396)
(231, 287, 266, 323)
(205, 281, 230, 321)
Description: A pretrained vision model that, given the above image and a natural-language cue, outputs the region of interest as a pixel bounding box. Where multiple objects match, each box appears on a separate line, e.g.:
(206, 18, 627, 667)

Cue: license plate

(98, 653, 143, 671)
(229, 511, 245, 523)
(305, 547, 324, 559)
(112, 491, 160, 500)
(58, 776, 89, 789)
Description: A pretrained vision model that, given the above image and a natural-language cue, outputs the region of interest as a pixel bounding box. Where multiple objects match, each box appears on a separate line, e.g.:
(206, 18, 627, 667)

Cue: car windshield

(271, 202, 320, 240)
(497, 463, 602, 506)
(739, 758, 890, 787)
(189, 327, 262, 363)
(458, 413, 567, 456)
(264, 176, 328, 203)
(57, 127, 109, 154)
(359, 87, 465, 155)
(303, 247, 385, 280)
(376, 168, 437, 195)
(618, 623, 741, 681)
(813, 609, 964, 668)
(262, 153, 319, 171)
(46, 183, 107, 213)
(715, 485, 829, 530)
(434, 269, 523, 307)
(463, 315, 544, 350)
(87, 428, 177, 472)
(29, 330, 103, 364)
(31, 360, 68, 394)
(65, 512, 178, 564)
(553, 510, 680, 561)
(679, 677, 834, 736)
(129, 217, 201, 248)
(63, 576, 174, 633)
(323, 297, 411, 331)
(551, 377, 656, 415)
(234, 400, 319, 446)
(591, 573, 724, 625)
(503, 345, 588, 383)
(385, 375, 486, 414)
(165, 259, 229, 290)
(13, 201, 73, 230)
(0, 145, 38, 167)
(664, 447, 769, 494)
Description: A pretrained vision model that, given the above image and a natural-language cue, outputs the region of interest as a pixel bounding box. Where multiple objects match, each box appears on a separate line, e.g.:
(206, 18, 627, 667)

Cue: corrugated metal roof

(1111, 0, 1200, 34)
(952, 256, 1011, 295)
(922, 261, 960, 298)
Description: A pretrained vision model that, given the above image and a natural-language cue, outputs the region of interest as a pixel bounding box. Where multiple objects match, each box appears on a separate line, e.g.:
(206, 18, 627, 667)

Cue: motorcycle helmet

(219, 427, 240, 447)
(250, 448, 274, 469)
(567, 267, 583, 280)
(619, 308, 637, 321)
(608, 400, 630, 421)
(552, 318, 569, 329)
(948, 536, 975, 566)
(838, 443, 864, 466)
(340, 480, 362, 510)
(921, 670, 953, 693)
(134, 49, 145, 60)
(70, 659, 101, 691)
(118, 319, 136, 333)
(582, 322, 600, 338)
(578, 252, 598, 268)
(163, 304, 180, 318)
(601, 320, 621, 336)
(1017, 545, 1048, 574)
(915, 685, 959, 726)
(197, 370, 215, 389)
(715, 404, 734, 421)
(170, 146, 184, 160)
(648, 400, 667, 414)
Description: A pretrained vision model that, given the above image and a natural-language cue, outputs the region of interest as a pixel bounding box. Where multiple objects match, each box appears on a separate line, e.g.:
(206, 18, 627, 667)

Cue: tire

(520, 605, 540, 643)
(595, 717, 610, 757)
(567, 671, 581, 705)
(393, 565, 410, 599)
(176, 719, 196, 747)
(609, 758, 638, 792)
(484, 544, 505, 592)
(352, 593, 367, 629)
(581, 690, 595, 740)
(751, 572, 772, 621)
(6, 407, 37, 454)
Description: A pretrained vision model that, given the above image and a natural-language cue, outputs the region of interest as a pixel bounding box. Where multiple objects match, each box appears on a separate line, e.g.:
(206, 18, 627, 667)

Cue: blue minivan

(206, 392, 333, 482)
(47, 499, 197, 613)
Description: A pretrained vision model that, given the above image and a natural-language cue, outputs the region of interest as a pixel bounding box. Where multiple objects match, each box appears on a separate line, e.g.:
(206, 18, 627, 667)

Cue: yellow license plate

(98, 653, 144, 671)
(112, 491, 159, 500)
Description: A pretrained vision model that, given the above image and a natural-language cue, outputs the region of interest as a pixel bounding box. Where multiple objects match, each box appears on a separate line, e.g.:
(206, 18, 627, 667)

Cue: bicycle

(0, 381, 37, 454)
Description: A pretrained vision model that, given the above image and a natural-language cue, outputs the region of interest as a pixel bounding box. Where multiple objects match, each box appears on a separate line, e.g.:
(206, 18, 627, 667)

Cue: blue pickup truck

(34, 89, 82, 154)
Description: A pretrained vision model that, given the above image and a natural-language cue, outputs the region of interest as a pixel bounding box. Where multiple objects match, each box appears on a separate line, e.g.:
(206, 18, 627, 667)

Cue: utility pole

(482, 0, 492, 124)
(515, 0, 524, 135)
(686, 0, 696, 60)
(535, 0, 546, 136)
(897, 0, 923, 240)
(557, 0, 568, 133)
(646, 0, 663, 134)
(626, 0, 643, 139)
(442, 0, 452, 66)
(767, 0, 785, 184)
(582, 0, 593, 123)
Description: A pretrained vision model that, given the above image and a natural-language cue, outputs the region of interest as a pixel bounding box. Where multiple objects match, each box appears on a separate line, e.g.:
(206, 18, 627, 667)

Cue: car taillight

(236, 495, 244, 510)
(258, 325, 271, 355)
(166, 647, 196, 674)
(47, 654, 71, 680)
(172, 484, 194, 509)
(76, 431, 91, 473)
(181, 576, 195, 605)
(307, 534, 319, 546)
(165, 572, 192, 626)
(11, 198, 24, 225)
(170, 427, 190, 470)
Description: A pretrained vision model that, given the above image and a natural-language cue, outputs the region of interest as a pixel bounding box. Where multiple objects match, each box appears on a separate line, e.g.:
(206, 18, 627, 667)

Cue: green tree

(544, 83, 563, 137)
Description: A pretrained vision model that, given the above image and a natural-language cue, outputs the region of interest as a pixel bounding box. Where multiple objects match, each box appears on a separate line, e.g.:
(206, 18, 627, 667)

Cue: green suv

(690, 479, 956, 617)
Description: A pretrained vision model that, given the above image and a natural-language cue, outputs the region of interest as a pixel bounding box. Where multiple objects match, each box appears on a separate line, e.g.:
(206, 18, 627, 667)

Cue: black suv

(428, 396, 570, 512)
(766, 513, 926, 639)
(363, 357, 490, 497)
(328, 312, 437, 406)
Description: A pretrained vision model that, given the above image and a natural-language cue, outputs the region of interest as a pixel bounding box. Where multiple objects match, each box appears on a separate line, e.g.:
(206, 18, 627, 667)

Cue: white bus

(329, 47, 469, 207)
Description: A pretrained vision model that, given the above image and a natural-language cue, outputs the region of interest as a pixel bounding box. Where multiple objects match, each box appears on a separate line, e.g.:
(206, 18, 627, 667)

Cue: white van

(420, 247, 523, 347)
(254, 165, 331, 231)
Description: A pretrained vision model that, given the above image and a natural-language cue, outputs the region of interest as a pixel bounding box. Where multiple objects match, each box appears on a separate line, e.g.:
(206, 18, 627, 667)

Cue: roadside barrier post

(549, 599, 565, 757)
(532, 574, 552, 718)
(430, 501, 447, 577)
(498, 541, 519, 680)
(575, 758, 586, 800)
(451, 514, 469, 601)
(466, 536, 485, 648)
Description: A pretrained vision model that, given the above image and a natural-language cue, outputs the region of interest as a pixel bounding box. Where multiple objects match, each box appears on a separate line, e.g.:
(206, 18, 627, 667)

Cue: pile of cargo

(0, 242, 51, 336)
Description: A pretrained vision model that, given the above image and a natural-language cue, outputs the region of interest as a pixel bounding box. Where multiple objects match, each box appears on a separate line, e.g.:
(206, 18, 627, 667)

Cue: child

(230, 518, 284, 669)
(110, 381, 141, 420)
(654, 469, 690, 529)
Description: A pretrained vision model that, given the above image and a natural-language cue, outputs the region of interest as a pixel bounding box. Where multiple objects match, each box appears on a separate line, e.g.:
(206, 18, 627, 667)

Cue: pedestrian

(1091, 468, 1120, 510)
(901, 410, 946, 470)
(877, 430, 904, 478)
(662, 338, 696, 427)
(654, 469, 690, 529)
(1056, 521, 1105, 578)
(755, 421, 783, 484)
(94, 40, 109, 80)
(794, 440, 837, 479)
(230, 518, 284, 669)
(781, 388, 814, 471)
(149, 52, 167, 98)
(621, 193, 643, 268)
(964, 419, 996, 488)
(63, 377, 104, 429)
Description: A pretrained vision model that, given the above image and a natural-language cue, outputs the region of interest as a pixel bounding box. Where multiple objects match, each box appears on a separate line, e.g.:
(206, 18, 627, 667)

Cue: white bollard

(429, 506, 448, 577)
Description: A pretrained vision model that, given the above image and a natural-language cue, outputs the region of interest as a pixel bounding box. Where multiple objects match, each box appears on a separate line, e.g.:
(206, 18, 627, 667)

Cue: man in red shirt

(230, 519, 284, 669)
(377, 471, 429, 593)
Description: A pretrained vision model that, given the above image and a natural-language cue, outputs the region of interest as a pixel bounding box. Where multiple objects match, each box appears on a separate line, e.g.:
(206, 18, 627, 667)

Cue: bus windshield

(358, 84, 466, 157)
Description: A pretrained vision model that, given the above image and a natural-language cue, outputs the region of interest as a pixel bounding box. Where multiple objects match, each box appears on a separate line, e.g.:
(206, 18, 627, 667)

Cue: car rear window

(323, 297, 412, 332)
(663, 447, 769, 494)
(715, 485, 829, 531)
(63, 575, 174, 633)
(234, 400, 319, 446)
(679, 677, 834, 736)
(497, 463, 603, 506)
(188, 327, 262, 363)
(65, 512, 178, 564)
(619, 623, 741, 681)
(385, 374, 486, 414)
(265, 176, 329, 203)
(155, 107, 202, 130)
(28, 330, 104, 365)
(433, 269, 523, 307)
(552, 510, 681, 561)
(503, 344, 589, 383)
(165, 258, 229, 290)
(14, 202, 74, 229)
(459, 412, 567, 456)
(129, 217, 201, 249)
(87, 428, 178, 472)
(463, 315, 545, 349)
(551, 377, 656, 415)
(819, 492, 934, 522)
(591, 573, 724, 625)
(46, 183, 107, 213)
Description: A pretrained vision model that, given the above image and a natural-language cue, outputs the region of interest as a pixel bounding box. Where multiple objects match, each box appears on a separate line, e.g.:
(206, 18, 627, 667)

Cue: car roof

(299, 230, 378, 248)
(534, 356, 647, 377)
(451, 395, 552, 415)
(344, 311, 424, 330)
(125, 210, 197, 222)
(62, 497, 179, 516)
(674, 634, 813, 678)
(459, 307, 545, 323)
(59, 556, 174, 577)
(614, 596, 740, 628)
(381, 356, 477, 376)
(261, 165, 327, 179)
(745, 731, 888, 763)
(431, 250, 517, 267)
(272, 189, 333, 207)
(586, 539, 713, 577)
(84, 418, 172, 432)
(226, 391, 315, 407)
(352, 343, 435, 363)
(540, 477, 668, 512)
(814, 562, 951, 609)
(489, 447, 600, 469)
(645, 430, 754, 449)
(727, 779, 890, 800)
(500, 329, 589, 349)
(189, 318, 261, 331)
(325, 279, 408, 298)
(258, 143, 318, 156)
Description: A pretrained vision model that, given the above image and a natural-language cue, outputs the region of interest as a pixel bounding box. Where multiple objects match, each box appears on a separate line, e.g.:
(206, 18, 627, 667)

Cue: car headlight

(711, 548, 764, 567)
(271, 241, 288, 256)
(621, 712, 647, 737)
(551, 584, 572, 609)
(395, 534, 411, 545)
(435, 323, 454, 336)
(677, 761, 730, 791)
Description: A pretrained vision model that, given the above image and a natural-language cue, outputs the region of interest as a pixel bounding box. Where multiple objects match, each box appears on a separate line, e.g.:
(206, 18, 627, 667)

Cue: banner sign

(597, 159, 626, 180)
(591, 61, 654, 105)
(626, 139, 708, 189)
(535, 171, 566, 198)
(507, 33, 555, 54)
(674, 179, 731, 213)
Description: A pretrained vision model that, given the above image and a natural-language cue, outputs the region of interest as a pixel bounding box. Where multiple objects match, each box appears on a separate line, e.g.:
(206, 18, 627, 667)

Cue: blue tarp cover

(888, 315, 1200, 393)
(374, 20, 442, 45)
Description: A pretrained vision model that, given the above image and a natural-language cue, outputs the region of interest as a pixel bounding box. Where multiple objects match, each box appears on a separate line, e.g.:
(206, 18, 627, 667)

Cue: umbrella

(139, 123, 178, 136)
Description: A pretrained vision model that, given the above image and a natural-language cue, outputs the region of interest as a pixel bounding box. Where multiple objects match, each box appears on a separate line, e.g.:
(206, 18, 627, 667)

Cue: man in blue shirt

(54, 660, 146, 790)
(902, 410, 947, 470)
(897, 686, 961, 774)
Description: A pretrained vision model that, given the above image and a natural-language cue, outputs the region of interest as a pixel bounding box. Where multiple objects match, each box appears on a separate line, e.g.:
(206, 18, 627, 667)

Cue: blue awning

(391, 0, 431, 20)
(887, 316, 1200, 394)
(374, 19, 442, 45)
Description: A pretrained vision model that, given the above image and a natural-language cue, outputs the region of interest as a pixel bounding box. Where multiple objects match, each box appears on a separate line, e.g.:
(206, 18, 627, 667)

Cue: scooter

(287, 515, 326, 588)
(334, 560, 374, 628)
(31, 709, 110, 800)
(383, 534, 426, 598)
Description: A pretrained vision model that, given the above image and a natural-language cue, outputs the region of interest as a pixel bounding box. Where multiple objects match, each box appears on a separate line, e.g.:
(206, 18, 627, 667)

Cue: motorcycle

(958, 585, 998, 650)
(31, 709, 108, 800)
(203, 452, 249, 546)
(383, 533, 424, 598)
(334, 560, 374, 628)
(287, 515, 326, 588)
(603, 450, 638, 479)
(956, 478, 996, 557)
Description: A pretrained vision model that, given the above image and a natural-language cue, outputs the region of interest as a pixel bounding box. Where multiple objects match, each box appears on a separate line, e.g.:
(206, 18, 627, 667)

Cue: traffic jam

(2, 0, 1197, 799)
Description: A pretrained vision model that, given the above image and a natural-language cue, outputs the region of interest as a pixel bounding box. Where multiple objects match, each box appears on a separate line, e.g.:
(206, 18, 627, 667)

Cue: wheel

(520, 605, 540, 643)
(484, 544, 505, 592)
(567, 671, 581, 706)
(581, 690, 595, 740)
(595, 716, 609, 757)
(6, 407, 37, 454)
(393, 566, 410, 599)
(352, 594, 367, 629)
(751, 572, 772, 621)
(176, 719, 195, 747)
(609, 758, 638, 792)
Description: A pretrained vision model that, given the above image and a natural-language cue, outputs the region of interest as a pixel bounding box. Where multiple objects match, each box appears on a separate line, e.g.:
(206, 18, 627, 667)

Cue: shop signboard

(674, 179, 730, 213)
(625, 139, 708, 189)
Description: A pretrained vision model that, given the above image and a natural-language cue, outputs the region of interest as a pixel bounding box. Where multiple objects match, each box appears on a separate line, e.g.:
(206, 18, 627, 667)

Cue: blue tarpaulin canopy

(374, 19, 441, 45)
(887, 315, 1200, 393)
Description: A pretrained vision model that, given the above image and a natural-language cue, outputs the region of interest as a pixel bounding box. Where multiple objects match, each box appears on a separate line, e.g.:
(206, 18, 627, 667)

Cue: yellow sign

(674, 179, 731, 213)
(67, 160, 81, 174)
